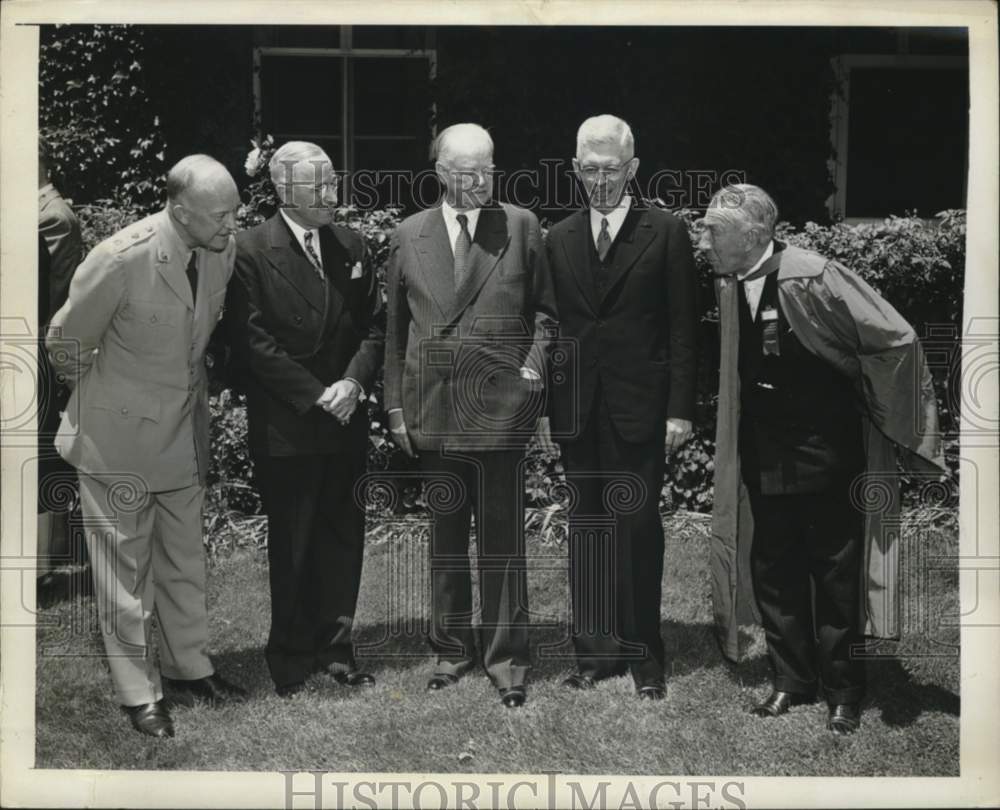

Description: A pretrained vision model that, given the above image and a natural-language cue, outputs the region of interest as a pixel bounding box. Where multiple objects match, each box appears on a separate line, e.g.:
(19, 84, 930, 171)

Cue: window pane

(260, 55, 342, 138)
(352, 138, 435, 212)
(846, 67, 968, 217)
(354, 57, 432, 137)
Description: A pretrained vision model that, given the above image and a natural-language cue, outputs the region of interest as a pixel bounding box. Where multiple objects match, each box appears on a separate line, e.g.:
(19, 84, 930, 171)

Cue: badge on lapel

(760, 306, 780, 356)
(350, 261, 364, 279)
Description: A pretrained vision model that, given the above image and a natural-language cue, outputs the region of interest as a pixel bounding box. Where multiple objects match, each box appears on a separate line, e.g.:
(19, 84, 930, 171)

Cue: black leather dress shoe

(751, 689, 816, 717)
(637, 683, 666, 701)
(499, 686, 526, 708)
(330, 670, 376, 688)
(426, 673, 460, 691)
(276, 682, 306, 699)
(561, 673, 597, 690)
(828, 703, 861, 735)
(124, 701, 174, 738)
(164, 672, 248, 707)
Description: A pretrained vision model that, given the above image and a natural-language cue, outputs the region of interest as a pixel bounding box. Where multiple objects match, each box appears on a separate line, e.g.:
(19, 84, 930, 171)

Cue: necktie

(596, 217, 611, 262)
(454, 213, 472, 288)
(303, 230, 325, 279)
(185, 251, 198, 307)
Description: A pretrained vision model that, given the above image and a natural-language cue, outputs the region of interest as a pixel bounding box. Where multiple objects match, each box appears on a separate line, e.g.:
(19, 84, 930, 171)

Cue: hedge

(72, 188, 964, 535)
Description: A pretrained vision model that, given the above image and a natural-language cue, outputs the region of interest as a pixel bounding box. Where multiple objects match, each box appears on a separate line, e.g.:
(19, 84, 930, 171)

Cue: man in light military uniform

(47, 154, 247, 738)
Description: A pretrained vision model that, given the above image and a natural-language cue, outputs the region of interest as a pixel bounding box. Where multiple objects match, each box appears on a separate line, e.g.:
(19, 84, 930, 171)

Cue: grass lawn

(35, 511, 959, 775)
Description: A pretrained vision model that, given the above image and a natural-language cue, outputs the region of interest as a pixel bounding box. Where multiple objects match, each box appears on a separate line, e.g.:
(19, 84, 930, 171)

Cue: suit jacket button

(294, 315, 303, 324)
(121, 407, 129, 415)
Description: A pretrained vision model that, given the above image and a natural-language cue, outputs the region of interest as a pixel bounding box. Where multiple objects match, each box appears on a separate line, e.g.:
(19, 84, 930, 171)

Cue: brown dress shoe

(750, 689, 816, 717)
(124, 701, 174, 738)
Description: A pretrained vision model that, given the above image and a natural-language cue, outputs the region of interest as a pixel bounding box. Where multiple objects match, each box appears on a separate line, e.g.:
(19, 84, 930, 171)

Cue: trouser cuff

(775, 675, 818, 696)
(824, 685, 865, 705)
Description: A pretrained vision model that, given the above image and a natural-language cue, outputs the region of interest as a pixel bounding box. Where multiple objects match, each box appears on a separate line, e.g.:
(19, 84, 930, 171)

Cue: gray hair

(434, 123, 494, 164)
(576, 115, 635, 159)
(269, 141, 331, 193)
(707, 184, 779, 238)
(166, 154, 228, 201)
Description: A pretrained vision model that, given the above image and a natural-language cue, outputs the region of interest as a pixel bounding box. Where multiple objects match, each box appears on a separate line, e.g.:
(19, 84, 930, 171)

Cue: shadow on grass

(866, 658, 960, 726)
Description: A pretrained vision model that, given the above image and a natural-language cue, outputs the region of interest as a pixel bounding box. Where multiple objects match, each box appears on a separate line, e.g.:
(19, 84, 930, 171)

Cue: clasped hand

(317, 379, 361, 425)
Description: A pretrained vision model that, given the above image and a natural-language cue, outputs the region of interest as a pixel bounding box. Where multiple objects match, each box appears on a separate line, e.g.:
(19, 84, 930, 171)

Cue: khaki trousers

(77, 473, 213, 706)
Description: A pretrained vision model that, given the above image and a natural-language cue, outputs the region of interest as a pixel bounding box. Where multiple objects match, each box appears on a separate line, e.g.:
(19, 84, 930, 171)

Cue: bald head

(166, 154, 240, 251)
(435, 123, 494, 166)
(167, 154, 236, 203)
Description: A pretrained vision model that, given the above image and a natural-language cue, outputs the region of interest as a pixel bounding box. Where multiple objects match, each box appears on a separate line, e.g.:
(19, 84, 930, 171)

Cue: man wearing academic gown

(701, 184, 944, 735)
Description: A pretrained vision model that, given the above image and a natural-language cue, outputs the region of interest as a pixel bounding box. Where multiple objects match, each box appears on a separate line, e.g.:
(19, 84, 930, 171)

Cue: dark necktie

(303, 230, 325, 279)
(596, 217, 611, 262)
(186, 251, 198, 307)
(454, 213, 472, 288)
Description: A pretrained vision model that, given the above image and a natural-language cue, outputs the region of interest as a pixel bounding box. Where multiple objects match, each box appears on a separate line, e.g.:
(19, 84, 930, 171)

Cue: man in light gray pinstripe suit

(384, 123, 558, 708)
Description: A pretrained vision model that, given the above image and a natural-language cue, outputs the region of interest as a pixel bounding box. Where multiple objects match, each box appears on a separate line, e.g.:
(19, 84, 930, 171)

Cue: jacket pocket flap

(89, 391, 162, 422)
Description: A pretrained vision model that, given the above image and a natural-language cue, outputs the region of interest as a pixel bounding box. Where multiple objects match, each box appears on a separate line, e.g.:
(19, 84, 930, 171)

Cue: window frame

(252, 25, 437, 201)
(827, 53, 968, 223)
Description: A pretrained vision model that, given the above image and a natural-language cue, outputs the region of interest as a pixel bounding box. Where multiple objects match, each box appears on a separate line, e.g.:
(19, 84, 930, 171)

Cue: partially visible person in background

(37, 136, 84, 584)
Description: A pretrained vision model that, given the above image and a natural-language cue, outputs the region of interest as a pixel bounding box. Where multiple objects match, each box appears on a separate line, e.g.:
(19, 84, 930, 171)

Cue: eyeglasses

(577, 163, 630, 179)
(441, 164, 496, 180)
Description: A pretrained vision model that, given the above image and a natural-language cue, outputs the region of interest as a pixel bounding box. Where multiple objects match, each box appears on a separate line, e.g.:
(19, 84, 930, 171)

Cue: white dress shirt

(280, 209, 323, 268)
(589, 194, 632, 249)
(441, 200, 481, 254)
(738, 240, 775, 321)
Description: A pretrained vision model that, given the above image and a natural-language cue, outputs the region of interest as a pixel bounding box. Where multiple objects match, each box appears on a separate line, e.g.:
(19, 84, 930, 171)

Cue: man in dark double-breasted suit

(226, 141, 383, 698)
(384, 123, 557, 708)
(543, 115, 698, 699)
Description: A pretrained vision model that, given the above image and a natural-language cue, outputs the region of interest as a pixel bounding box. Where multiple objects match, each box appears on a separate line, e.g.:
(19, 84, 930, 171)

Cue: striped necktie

(303, 230, 325, 279)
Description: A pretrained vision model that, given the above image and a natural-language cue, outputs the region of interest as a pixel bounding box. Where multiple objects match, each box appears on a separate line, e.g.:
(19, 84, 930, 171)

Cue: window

(829, 53, 969, 221)
(254, 25, 436, 211)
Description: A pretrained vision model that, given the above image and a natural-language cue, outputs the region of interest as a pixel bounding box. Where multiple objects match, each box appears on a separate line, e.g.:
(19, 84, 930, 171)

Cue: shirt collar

(738, 239, 775, 281)
(441, 199, 481, 236)
(279, 207, 318, 247)
(162, 207, 195, 266)
(590, 194, 632, 234)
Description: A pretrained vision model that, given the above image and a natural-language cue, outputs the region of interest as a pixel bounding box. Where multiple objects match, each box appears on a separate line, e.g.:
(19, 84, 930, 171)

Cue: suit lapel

(600, 204, 656, 307)
(414, 207, 456, 319)
(265, 214, 325, 314)
(318, 225, 347, 325)
(560, 209, 599, 314)
(449, 204, 510, 323)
